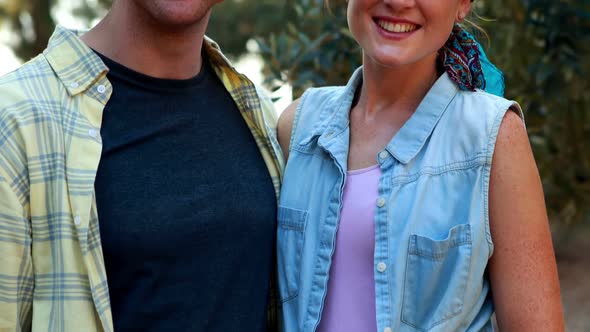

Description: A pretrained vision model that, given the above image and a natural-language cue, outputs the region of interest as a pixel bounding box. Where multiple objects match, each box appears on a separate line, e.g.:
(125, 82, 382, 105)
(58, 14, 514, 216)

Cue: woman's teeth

(377, 20, 418, 33)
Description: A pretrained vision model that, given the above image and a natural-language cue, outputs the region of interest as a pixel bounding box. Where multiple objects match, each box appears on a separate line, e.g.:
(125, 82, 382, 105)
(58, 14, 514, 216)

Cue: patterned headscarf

(438, 24, 505, 97)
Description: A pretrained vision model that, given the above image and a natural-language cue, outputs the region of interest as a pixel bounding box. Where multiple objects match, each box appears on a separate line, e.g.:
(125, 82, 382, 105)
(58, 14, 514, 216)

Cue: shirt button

(88, 129, 98, 138)
(377, 262, 387, 273)
(379, 151, 389, 160)
(376, 197, 386, 208)
(97, 85, 106, 94)
(69, 82, 79, 89)
(325, 131, 334, 138)
(384, 328, 392, 332)
(74, 215, 81, 225)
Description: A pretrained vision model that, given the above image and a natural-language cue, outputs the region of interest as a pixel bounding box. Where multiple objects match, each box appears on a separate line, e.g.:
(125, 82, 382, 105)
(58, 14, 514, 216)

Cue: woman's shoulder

(459, 89, 522, 115)
(427, 89, 525, 162)
(448, 89, 523, 130)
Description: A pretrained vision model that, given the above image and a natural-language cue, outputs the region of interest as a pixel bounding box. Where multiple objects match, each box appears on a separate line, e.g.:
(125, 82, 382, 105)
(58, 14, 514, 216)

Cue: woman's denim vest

(277, 68, 523, 332)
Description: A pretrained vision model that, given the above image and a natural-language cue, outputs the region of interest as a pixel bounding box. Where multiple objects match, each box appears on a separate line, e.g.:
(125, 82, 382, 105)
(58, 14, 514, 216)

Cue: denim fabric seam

(307, 157, 348, 332)
(390, 154, 487, 186)
(278, 208, 308, 231)
(409, 241, 472, 260)
(409, 239, 472, 259)
(376, 163, 393, 331)
(278, 224, 305, 232)
(281, 292, 298, 304)
(385, 189, 393, 332)
(482, 100, 515, 255)
(277, 207, 308, 304)
(291, 141, 318, 155)
(401, 238, 413, 330)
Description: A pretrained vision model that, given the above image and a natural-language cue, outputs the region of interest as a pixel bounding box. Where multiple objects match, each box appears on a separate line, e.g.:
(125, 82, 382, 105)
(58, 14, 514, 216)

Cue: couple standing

(0, 0, 564, 331)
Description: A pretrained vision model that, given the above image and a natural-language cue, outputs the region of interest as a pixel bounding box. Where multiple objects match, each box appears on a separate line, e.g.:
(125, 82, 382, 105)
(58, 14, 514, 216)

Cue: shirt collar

(43, 26, 109, 97)
(43, 26, 240, 97)
(315, 67, 459, 165)
(309, 67, 362, 142)
(386, 72, 458, 164)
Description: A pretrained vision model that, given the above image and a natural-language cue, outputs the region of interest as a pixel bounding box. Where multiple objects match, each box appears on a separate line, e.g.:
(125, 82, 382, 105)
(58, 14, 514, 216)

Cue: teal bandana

(439, 24, 505, 97)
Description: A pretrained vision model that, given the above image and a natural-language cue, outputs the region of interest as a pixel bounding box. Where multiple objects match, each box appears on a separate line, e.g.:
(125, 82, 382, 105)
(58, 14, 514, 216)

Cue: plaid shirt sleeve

(0, 68, 35, 331)
(0, 31, 114, 330)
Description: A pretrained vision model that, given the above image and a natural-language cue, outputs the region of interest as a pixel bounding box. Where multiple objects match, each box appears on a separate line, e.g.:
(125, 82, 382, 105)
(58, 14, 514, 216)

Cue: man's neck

(81, 1, 209, 80)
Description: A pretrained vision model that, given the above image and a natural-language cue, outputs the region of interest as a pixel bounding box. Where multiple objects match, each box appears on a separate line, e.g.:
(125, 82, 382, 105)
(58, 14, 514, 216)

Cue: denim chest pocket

(277, 206, 308, 303)
(402, 223, 472, 331)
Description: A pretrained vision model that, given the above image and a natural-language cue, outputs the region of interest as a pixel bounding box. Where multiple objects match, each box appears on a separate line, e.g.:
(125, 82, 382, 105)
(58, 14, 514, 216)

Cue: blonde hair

(462, 12, 491, 47)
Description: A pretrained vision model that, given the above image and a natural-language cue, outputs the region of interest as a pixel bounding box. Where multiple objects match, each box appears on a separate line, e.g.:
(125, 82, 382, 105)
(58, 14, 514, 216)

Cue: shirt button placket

(88, 129, 98, 138)
(376, 187, 390, 330)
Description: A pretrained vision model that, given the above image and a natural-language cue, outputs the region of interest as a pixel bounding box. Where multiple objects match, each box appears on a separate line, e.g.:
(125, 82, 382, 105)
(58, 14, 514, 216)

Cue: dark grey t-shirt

(94, 51, 276, 331)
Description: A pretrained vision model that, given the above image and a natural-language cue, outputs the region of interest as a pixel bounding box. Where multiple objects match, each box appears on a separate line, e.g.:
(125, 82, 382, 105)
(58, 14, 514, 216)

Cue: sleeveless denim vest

(277, 68, 523, 332)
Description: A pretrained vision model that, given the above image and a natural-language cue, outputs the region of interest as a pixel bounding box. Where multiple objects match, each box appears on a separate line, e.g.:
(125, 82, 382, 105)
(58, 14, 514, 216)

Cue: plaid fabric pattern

(0, 26, 284, 332)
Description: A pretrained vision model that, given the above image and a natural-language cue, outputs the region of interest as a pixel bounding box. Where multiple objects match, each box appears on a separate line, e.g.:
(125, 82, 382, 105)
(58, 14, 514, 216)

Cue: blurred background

(0, 0, 588, 330)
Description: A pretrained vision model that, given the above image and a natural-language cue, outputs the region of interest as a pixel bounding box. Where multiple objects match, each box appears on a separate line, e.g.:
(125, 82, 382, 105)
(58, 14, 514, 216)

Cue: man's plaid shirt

(0, 26, 284, 331)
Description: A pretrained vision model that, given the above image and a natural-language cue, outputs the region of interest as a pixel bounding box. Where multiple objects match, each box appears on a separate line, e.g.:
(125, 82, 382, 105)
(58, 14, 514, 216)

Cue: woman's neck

(356, 53, 440, 117)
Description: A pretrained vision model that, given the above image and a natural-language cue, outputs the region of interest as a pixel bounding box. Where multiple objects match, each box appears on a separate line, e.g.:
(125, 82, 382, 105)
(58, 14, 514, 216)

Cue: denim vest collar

(387, 71, 459, 164)
(307, 67, 459, 166)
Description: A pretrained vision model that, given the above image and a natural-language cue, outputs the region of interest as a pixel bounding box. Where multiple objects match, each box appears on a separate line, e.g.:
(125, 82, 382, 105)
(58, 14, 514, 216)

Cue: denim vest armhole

(290, 89, 313, 152)
(483, 99, 524, 257)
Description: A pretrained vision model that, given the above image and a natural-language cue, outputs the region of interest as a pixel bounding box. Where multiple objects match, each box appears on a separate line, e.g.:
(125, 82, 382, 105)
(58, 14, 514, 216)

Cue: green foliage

(206, 0, 285, 60)
(70, 0, 110, 25)
(257, 0, 360, 96)
(258, 0, 590, 225)
(0, 0, 55, 61)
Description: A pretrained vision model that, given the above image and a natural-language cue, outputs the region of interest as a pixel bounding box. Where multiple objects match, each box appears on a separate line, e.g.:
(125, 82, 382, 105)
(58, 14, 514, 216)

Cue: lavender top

(317, 165, 381, 332)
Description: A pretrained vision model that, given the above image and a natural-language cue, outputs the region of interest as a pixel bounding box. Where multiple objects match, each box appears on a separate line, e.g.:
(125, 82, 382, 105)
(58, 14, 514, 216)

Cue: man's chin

(136, 0, 216, 31)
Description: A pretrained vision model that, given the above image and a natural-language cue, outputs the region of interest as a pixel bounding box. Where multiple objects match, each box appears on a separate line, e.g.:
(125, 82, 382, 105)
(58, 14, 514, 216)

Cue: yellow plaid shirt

(0, 26, 284, 332)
